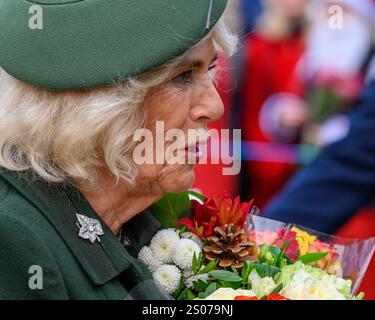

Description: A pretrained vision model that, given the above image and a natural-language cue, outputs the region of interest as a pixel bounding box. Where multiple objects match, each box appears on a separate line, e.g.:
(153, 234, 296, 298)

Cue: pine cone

(203, 223, 258, 269)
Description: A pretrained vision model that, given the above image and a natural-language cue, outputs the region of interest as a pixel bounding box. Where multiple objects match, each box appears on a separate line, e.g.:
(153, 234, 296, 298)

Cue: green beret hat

(0, 0, 228, 90)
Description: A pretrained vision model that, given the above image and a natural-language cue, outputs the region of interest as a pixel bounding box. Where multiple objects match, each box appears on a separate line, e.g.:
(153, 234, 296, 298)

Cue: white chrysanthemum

(150, 229, 180, 263)
(138, 246, 163, 273)
(180, 231, 204, 248)
(172, 238, 201, 270)
(183, 268, 193, 279)
(184, 273, 210, 289)
(153, 265, 181, 295)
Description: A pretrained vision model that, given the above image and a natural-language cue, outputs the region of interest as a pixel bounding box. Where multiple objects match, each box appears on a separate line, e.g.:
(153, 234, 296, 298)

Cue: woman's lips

(184, 144, 205, 161)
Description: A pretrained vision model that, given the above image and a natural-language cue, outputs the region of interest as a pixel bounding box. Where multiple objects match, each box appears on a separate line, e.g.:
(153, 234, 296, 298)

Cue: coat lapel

(0, 168, 134, 286)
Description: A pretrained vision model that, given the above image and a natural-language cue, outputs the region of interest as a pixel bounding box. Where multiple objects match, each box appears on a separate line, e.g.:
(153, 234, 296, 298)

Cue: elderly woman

(0, 1, 237, 299)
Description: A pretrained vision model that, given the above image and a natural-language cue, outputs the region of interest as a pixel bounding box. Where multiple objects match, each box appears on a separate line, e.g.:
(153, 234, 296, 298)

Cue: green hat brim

(0, 0, 227, 90)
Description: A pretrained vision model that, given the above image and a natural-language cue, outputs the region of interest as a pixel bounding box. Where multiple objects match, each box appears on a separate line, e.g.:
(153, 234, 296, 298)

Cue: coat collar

(0, 168, 139, 286)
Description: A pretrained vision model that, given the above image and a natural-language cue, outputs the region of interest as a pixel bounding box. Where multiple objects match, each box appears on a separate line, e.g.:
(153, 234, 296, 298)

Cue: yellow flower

(328, 261, 342, 275)
(291, 227, 317, 256)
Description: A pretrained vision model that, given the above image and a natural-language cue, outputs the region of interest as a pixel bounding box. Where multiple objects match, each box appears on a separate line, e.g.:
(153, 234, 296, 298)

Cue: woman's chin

(167, 167, 195, 193)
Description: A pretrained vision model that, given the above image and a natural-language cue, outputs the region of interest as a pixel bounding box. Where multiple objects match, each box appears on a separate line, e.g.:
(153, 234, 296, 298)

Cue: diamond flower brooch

(76, 214, 104, 243)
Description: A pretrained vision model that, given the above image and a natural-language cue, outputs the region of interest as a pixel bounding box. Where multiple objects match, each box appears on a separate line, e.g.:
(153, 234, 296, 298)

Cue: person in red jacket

(237, 0, 308, 208)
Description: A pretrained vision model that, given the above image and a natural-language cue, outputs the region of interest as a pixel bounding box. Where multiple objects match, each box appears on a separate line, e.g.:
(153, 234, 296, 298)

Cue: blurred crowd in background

(193, 0, 375, 298)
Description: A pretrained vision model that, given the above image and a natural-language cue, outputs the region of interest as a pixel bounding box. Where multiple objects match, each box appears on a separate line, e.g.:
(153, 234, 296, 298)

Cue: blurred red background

(193, 55, 375, 299)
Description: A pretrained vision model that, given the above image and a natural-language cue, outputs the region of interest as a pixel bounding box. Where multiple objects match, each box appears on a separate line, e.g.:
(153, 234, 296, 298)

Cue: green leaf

(268, 245, 281, 258)
(231, 266, 239, 275)
(173, 276, 185, 299)
(197, 252, 203, 273)
(241, 262, 249, 278)
(188, 190, 206, 201)
(199, 260, 218, 274)
(219, 280, 242, 290)
(276, 240, 293, 268)
(241, 263, 249, 279)
(198, 283, 217, 299)
(274, 272, 281, 284)
(198, 279, 209, 291)
(206, 282, 217, 295)
(258, 244, 280, 265)
(208, 270, 243, 283)
(193, 280, 205, 293)
(187, 289, 196, 300)
(258, 244, 269, 263)
(230, 281, 243, 290)
(176, 288, 188, 300)
(192, 252, 198, 274)
(298, 252, 329, 264)
(149, 192, 192, 228)
(241, 261, 255, 284)
(260, 245, 281, 266)
(192, 279, 208, 293)
(255, 263, 281, 278)
(178, 225, 187, 235)
(197, 292, 206, 299)
(271, 283, 283, 294)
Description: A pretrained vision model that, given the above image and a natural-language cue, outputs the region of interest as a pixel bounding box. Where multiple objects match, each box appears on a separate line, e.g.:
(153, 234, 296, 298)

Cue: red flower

(274, 229, 299, 262)
(177, 193, 254, 239)
(266, 294, 289, 300)
(177, 198, 219, 238)
(234, 296, 259, 300)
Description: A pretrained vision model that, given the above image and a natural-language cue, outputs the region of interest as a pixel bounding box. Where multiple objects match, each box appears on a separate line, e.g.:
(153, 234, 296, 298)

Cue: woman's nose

(190, 81, 224, 123)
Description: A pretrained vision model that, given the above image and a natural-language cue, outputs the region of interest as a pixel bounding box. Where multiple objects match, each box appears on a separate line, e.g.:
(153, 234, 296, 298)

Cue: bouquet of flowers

(137, 192, 375, 300)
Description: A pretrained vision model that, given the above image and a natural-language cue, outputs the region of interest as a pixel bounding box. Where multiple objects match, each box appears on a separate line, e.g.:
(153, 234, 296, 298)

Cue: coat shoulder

(0, 178, 69, 299)
(0, 175, 10, 203)
(0, 176, 51, 230)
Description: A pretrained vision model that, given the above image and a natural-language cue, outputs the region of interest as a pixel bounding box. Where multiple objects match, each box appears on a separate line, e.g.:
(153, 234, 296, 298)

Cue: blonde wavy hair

(0, 20, 238, 186)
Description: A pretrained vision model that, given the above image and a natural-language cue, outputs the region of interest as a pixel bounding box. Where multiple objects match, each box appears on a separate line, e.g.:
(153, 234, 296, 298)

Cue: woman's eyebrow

(182, 53, 219, 69)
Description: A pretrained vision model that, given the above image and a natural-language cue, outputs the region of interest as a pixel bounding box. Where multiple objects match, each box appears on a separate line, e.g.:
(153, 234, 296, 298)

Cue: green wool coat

(0, 168, 163, 300)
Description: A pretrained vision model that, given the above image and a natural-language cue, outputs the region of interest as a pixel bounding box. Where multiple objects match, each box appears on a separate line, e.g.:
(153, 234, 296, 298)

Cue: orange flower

(214, 192, 254, 229)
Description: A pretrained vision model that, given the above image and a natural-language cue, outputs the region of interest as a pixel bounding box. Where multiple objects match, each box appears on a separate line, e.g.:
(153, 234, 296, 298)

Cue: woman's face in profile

(135, 38, 224, 194)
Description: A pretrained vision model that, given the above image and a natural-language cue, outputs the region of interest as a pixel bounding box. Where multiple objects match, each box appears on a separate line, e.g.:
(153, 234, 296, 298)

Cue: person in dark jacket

(264, 81, 375, 234)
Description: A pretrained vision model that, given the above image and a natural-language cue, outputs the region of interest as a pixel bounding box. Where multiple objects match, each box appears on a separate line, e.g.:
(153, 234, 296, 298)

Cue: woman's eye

(208, 64, 217, 72)
(175, 70, 193, 84)
(173, 65, 217, 85)
(208, 64, 217, 75)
